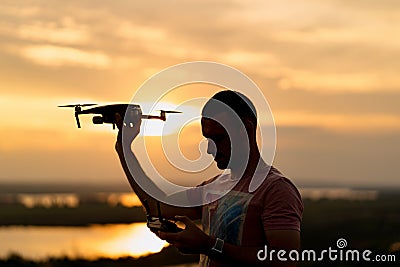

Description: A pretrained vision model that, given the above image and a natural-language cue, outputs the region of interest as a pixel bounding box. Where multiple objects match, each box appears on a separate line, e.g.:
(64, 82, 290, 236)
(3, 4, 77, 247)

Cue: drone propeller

(58, 104, 97, 108)
(157, 110, 182, 113)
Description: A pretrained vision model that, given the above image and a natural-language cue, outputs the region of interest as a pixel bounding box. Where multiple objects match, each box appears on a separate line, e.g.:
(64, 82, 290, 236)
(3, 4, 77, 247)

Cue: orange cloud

(273, 111, 400, 133)
(19, 45, 111, 68)
(17, 17, 90, 45)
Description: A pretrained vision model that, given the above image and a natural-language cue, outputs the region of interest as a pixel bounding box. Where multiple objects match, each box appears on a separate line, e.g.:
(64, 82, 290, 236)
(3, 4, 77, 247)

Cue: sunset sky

(0, 0, 399, 189)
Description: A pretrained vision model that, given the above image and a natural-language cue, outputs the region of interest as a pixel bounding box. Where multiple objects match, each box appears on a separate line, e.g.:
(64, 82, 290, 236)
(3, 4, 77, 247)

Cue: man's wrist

(205, 236, 216, 254)
(115, 141, 132, 154)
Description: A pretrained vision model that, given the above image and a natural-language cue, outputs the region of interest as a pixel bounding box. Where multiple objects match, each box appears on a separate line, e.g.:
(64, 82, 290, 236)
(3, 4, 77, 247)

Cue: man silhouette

(115, 90, 303, 267)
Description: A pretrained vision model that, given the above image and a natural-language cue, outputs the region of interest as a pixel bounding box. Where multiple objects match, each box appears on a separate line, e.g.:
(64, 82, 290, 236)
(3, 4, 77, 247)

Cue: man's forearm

(115, 142, 166, 215)
(115, 143, 201, 220)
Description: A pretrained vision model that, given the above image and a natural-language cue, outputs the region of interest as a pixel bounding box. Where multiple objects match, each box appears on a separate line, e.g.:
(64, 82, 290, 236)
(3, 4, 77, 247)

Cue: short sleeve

(262, 178, 303, 231)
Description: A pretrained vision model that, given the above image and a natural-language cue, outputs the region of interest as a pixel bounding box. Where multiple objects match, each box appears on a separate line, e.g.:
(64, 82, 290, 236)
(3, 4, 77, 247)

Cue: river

(0, 223, 167, 260)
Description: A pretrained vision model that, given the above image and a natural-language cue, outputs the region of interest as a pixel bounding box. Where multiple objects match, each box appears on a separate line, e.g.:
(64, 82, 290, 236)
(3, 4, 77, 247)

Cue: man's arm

(158, 216, 300, 267)
(115, 113, 201, 220)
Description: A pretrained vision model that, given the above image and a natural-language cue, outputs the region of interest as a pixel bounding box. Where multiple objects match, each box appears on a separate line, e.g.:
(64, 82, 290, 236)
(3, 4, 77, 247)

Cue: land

(0, 246, 199, 267)
(0, 204, 146, 226)
(1, 189, 399, 266)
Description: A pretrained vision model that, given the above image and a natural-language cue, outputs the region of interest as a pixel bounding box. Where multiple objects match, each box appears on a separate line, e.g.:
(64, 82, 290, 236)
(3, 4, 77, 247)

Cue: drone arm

(141, 115, 164, 121)
(141, 110, 180, 121)
(75, 113, 81, 128)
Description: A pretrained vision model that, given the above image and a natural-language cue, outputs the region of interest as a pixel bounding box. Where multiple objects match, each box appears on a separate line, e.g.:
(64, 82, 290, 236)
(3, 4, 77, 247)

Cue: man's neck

(231, 150, 262, 180)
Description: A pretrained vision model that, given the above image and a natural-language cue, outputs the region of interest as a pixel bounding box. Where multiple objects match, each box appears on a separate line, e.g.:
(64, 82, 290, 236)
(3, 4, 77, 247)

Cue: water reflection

(17, 193, 79, 208)
(8, 192, 142, 208)
(300, 187, 378, 201)
(0, 223, 167, 260)
(2, 189, 379, 209)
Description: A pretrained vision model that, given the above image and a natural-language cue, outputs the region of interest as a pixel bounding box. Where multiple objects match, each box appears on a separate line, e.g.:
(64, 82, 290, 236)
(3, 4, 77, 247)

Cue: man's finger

(175, 215, 193, 227)
(115, 113, 123, 129)
(158, 231, 180, 242)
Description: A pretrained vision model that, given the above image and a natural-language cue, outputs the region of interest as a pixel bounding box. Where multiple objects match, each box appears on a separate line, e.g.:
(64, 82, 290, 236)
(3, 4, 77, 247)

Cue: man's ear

(237, 119, 255, 140)
(243, 119, 255, 136)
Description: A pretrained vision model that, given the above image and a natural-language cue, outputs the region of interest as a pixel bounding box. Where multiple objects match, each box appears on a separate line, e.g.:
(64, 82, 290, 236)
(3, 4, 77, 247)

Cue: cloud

(19, 45, 111, 68)
(116, 22, 167, 43)
(1, 0, 399, 187)
(273, 27, 400, 49)
(274, 69, 400, 92)
(274, 125, 400, 187)
(208, 0, 400, 93)
(1, 0, 399, 94)
(17, 17, 90, 45)
(0, 4, 40, 18)
(273, 111, 400, 133)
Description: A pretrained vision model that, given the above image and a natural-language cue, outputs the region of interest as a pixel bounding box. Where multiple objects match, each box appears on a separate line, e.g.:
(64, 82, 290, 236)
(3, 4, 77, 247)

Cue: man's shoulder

(249, 165, 294, 191)
(198, 166, 299, 194)
(251, 166, 302, 205)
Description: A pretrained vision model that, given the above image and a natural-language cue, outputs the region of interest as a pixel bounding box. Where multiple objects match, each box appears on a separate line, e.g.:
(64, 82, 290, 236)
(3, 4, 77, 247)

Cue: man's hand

(157, 215, 213, 255)
(115, 112, 141, 152)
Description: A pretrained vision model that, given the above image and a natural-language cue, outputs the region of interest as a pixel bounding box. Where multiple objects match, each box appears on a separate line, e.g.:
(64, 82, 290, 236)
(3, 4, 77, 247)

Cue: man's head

(201, 90, 258, 170)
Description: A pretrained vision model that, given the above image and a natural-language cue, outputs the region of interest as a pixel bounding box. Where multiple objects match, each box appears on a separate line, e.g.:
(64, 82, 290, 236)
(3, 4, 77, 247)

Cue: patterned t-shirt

(198, 164, 303, 267)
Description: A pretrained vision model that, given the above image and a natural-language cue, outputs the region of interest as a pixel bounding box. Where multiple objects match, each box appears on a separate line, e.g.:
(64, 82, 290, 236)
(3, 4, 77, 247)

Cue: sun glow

(93, 224, 168, 258)
(0, 224, 168, 260)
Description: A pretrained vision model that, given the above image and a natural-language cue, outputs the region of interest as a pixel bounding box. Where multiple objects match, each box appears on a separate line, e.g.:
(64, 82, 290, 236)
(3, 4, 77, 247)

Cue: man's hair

(201, 90, 257, 126)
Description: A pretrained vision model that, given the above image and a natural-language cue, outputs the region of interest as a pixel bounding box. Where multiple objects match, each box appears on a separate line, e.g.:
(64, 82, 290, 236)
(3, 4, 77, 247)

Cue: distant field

(1, 189, 399, 266)
(2, 193, 399, 245)
(301, 191, 400, 249)
(0, 246, 199, 267)
(0, 203, 146, 226)
(299, 191, 400, 267)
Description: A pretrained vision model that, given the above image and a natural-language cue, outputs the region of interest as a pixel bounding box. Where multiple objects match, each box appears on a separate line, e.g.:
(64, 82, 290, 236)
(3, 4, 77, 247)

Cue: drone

(58, 103, 182, 129)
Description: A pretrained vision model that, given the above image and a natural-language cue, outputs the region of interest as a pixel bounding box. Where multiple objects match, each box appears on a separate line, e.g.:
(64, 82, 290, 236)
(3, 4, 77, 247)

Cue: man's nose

(207, 139, 217, 156)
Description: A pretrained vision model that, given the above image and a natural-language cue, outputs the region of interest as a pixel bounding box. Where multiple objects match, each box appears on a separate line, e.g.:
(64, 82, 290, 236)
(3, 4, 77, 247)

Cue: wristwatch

(211, 237, 224, 254)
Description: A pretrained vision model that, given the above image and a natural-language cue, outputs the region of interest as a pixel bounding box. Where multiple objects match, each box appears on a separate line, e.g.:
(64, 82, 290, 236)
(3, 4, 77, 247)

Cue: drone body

(58, 103, 181, 129)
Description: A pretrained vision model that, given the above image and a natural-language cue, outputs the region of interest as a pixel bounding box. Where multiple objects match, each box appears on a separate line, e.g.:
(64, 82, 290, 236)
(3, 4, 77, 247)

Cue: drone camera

(92, 116, 104, 124)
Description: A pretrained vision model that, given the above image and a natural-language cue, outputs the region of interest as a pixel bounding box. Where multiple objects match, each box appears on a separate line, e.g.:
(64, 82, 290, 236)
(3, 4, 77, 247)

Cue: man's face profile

(201, 112, 248, 170)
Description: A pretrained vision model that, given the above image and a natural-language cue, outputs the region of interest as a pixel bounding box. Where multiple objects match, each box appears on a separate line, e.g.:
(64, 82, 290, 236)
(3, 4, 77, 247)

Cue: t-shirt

(198, 164, 303, 267)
